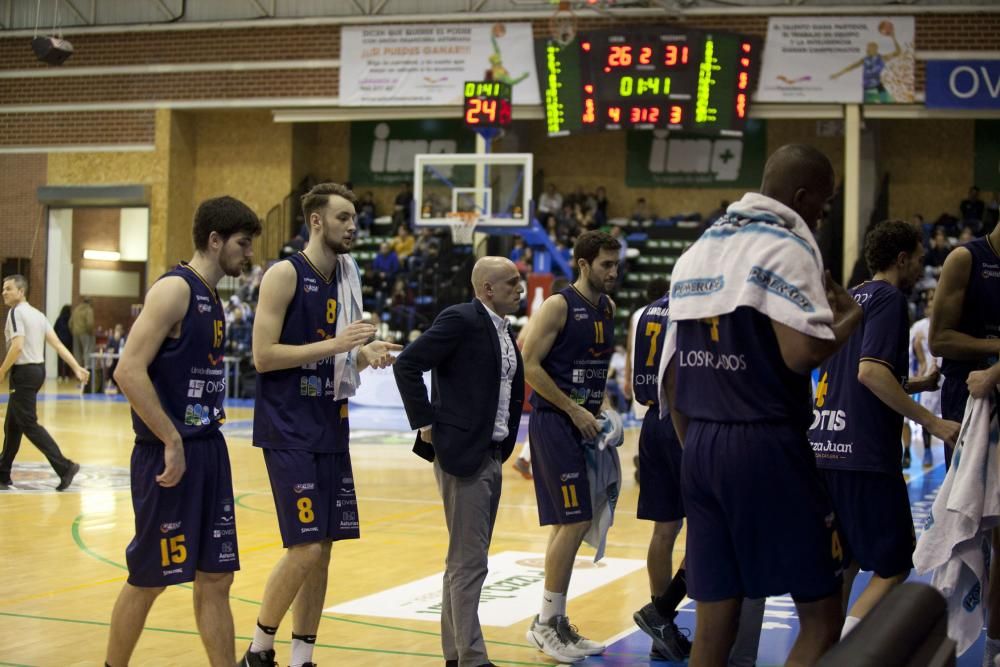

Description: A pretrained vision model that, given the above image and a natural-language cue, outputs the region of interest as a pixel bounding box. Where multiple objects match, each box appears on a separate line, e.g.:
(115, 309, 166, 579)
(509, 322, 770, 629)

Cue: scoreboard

(537, 28, 761, 137)
(463, 80, 513, 129)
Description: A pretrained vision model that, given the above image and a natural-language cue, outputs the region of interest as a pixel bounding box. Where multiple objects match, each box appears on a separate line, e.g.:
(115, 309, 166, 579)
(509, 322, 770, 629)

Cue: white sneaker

(526, 615, 586, 663)
(559, 615, 606, 656)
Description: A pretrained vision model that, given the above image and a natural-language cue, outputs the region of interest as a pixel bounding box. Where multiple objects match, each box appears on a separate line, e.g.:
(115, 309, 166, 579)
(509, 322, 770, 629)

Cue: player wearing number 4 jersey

(241, 183, 400, 667)
(521, 230, 619, 664)
(105, 197, 261, 667)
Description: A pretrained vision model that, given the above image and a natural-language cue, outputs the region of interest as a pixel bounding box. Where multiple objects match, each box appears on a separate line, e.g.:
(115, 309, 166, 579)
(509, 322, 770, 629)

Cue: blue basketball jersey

(674, 306, 812, 429)
(132, 263, 227, 445)
(253, 253, 349, 453)
(940, 236, 1000, 384)
(810, 280, 909, 473)
(530, 286, 615, 416)
(633, 293, 670, 407)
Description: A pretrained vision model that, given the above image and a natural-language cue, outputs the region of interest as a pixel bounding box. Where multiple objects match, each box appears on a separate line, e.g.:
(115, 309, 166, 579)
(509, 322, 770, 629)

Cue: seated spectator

(537, 183, 563, 216)
(556, 202, 580, 238)
(392, 224, 416, 261)
(509, 236, 527, 264)
(226, 295, 252, 325)
(372, 242, 401, 289)
(593, 185, 609, 226)
(631, 197, 654, 223)
(925, 227, 951, 275)
(357, 191, 377, 235)
(960, 185, 985, 230)
(543, 214, 560, 243)
(515, 247, 534, 276)
(574, 202, 595, 231)
(958, 225, 975, 244)
(225, 307, 253, 359)
(393, 182, 414, 229)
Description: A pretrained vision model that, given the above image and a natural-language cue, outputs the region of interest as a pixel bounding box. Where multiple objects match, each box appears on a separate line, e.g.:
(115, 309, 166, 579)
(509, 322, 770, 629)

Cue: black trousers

(0, 363, 72, 482)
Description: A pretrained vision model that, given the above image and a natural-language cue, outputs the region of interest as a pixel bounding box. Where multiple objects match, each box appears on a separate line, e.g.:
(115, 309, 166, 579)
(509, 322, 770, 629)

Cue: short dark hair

(301, 182, 357, 224)
(646, 277, 670, 302)
(192, 196, 262, 251)
(2, 274, 27, 292)
(864, 219, 922, 274)
(573, 230, 621, 267)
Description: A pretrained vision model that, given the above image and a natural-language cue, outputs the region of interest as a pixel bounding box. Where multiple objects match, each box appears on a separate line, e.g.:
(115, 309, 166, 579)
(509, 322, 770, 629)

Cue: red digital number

(608, 45, 633, 68)
(664, 45, 689, 67)
(738, 72, 749, 91)
(465, 98, 482, 125)
(669, 106, 683, 124)
(608, 107, 622, 123)
(639, 46, 652, 65)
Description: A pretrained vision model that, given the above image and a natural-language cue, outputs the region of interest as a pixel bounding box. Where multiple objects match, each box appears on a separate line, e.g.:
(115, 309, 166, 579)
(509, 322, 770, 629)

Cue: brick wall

(0, 110, 155, 147)
(0, 154, 48, 322)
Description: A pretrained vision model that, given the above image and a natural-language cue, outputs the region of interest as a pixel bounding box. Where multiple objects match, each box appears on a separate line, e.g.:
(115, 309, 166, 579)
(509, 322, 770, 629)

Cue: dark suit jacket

(393, 299, 524, 478)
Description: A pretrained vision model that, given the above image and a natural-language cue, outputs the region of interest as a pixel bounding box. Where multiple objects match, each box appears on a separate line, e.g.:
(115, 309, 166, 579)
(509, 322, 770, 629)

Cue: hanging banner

(349, 119, 474, 186)
(339, 22, 541, 107)
(625, 119, 767, 188)
(926, 61, 1000, 109)
(757, 17, 915, 103)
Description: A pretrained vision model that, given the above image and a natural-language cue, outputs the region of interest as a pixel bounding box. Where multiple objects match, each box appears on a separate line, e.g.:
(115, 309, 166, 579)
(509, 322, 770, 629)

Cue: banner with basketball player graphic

(339, 22, 541, 106)
(757, 17, 915, 104)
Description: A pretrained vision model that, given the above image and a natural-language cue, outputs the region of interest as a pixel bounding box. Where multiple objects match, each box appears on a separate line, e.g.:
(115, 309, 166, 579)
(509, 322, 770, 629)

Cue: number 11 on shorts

(561, 484, 579, 509)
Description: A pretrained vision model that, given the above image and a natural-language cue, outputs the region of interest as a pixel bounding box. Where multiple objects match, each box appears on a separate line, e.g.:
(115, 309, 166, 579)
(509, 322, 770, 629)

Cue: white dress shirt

(481, 300, 517, 441)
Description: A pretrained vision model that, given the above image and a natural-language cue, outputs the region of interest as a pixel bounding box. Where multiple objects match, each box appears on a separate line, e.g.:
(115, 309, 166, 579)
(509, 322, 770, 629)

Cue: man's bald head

(471, 256, 523, 316)
(760, 144, 835, 230)
(471, 257, 516, 297)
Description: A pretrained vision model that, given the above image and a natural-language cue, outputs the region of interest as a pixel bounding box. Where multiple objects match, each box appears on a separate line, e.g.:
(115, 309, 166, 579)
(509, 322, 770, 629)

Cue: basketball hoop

(445, 211, 480, 245)
(549, 1, 577, 47)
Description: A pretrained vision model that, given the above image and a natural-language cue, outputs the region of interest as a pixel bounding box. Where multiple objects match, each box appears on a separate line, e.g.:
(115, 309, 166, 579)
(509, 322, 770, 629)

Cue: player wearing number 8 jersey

(241, 183, 400, 667)
(521, 230, 619, 664)
(105, 196, 262, 667)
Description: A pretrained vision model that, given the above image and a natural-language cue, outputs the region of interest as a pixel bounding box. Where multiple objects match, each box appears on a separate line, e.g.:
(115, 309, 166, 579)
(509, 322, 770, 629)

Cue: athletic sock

(984, 636, 1000, 667)
(250, 620, 278, 653)
(290, 632, 317, 667)
(539, 590, 567, 624)
(840, 615, 861, 638)
(654, 568, 687, 619)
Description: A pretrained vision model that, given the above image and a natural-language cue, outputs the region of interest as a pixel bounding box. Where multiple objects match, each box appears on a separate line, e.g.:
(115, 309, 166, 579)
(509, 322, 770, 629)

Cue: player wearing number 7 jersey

(105, 197, 262, 667)
(241, 183, 400, 667)
(521, 230, 620, 664)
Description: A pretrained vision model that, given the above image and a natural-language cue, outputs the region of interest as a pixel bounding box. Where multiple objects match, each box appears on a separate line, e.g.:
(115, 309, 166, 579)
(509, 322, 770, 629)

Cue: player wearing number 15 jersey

(105, 197, 261, 667)
(521, 230, 619, 664)
(241, 183, 400, 667)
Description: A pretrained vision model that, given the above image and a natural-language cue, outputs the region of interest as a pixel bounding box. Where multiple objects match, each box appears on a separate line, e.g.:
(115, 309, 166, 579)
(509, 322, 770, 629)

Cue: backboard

(412, 152, 533, 230)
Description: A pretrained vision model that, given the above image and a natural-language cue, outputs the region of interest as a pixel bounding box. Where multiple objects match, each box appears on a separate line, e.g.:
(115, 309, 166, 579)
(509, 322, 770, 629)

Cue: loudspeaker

(31, 35, 74, 65)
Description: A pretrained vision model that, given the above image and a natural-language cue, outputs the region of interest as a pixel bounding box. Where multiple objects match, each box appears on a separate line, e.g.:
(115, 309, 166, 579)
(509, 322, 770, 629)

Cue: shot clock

(463, 81, 513, 129)
(536, 27, 762, 137)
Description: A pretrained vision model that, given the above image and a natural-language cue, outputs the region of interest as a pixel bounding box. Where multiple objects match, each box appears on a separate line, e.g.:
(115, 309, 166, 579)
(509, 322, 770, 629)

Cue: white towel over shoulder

(913, 393, 1000, 656)
(657, 192, 834, 412)
(333, 253, 365, 400)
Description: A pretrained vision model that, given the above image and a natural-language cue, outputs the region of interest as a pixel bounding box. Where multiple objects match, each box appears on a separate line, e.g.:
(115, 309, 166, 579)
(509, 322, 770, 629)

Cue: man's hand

(419, 427, 433, 444)
(331, 321, 377, 356)
(360, 340, 403, 369)
(968, 367, 1000, 399)
(570, 404, 600, 441)
(824, 271, 859, 317)
(156, 436, 186, 487)
(74, 366, 90, 385)
(928, 417, 962, 446)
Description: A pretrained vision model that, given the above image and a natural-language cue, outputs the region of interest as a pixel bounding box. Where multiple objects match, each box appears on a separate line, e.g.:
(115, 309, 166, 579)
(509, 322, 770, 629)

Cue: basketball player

(105, 196, 261, 666)
(930, 218, 1000, 662)
(521, 230, 619, 664)
(809, 220, 960, 637)
(241, 183, 399, 667)
(663, 145, 863, 667)
(909, 289, 942, 468)
(628, 280, 692, 662)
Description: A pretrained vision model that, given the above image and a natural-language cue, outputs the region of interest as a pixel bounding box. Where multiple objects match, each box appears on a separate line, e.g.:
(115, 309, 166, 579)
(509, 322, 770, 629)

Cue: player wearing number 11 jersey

(521, 230, 619, 664)
(105, 197, 261, 667)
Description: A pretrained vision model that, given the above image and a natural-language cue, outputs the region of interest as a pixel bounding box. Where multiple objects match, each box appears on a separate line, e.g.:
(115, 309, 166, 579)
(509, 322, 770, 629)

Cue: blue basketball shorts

(528, 408, 593, 526)
(125, 432, 239, 587)
(637, 408, 684, 523)
(263, 448, 360, 548)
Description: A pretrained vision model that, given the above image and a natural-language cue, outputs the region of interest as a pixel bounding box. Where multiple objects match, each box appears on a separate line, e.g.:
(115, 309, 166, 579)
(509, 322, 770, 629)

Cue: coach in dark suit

(393, 256, 525, 667)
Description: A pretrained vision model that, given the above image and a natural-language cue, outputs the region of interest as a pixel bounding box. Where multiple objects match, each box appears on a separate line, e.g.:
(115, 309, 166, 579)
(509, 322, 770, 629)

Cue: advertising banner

(926, 61, 1000, 109)
(349, 119, 474, 186)
(757, 17, 915, 103)
(339, 22, 540, 106)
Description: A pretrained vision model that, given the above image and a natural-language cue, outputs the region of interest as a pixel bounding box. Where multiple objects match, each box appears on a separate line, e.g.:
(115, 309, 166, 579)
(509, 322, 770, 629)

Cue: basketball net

(548, 1, 577, 47)
(445, 211, 480, 245)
